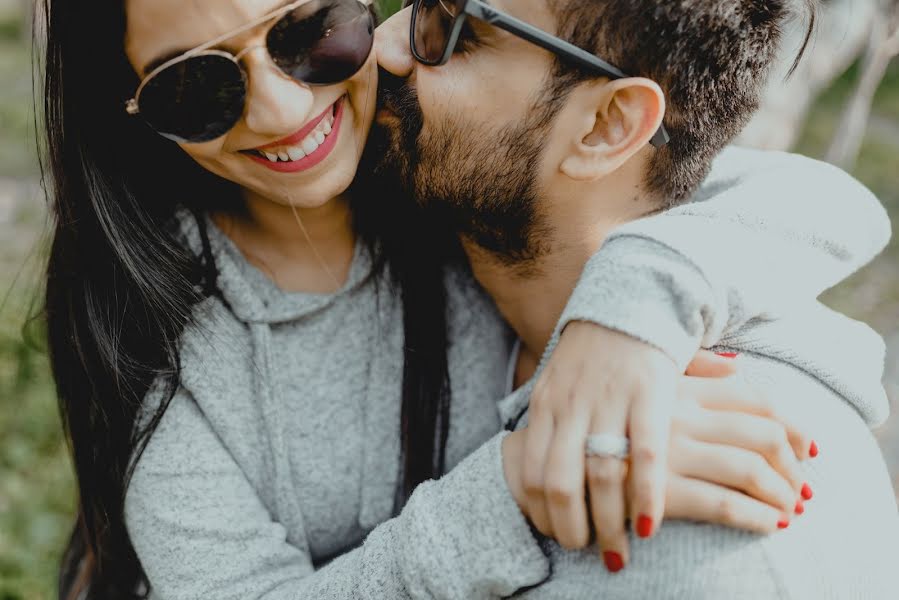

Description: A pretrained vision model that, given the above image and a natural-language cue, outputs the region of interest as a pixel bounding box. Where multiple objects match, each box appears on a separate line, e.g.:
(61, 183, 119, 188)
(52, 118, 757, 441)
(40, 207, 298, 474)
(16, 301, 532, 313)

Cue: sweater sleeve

(125, 388, 548, 600)
(558, 147, 891, 371)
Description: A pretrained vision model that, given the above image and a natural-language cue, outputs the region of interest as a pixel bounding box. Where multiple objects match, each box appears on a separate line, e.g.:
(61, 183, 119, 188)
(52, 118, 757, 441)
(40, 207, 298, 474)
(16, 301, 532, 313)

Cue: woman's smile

(242, 96, 346, 173)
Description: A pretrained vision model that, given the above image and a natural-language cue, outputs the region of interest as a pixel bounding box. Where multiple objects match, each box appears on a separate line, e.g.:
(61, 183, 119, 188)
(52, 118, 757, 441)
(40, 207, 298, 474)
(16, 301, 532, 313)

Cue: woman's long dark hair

(37, 1, 453, 598)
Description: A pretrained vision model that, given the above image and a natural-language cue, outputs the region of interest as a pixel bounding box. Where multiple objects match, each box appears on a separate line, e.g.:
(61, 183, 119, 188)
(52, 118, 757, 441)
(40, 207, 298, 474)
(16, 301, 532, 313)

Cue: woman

(38, 0, 890, 598)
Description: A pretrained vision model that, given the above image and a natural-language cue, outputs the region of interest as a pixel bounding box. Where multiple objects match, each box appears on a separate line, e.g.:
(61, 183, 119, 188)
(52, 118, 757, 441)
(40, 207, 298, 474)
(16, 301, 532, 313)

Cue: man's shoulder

(706, 146, 865, 192)
(687, 146, 880, 217)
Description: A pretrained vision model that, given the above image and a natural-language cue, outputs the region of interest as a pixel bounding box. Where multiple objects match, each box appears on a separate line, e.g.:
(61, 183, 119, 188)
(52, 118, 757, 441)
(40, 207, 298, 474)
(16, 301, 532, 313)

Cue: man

(373, 0, 899, 597)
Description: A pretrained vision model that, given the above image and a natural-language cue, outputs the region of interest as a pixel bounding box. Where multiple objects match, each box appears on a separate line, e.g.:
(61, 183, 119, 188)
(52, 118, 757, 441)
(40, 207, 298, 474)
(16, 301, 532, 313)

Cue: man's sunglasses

(408, 0, 670, 148)
(126, 0, 375, 144)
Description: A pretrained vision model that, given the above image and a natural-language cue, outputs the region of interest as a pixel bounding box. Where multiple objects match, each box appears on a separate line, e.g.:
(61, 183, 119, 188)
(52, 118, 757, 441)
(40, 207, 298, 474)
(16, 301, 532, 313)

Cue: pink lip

(256, 99, 338, 150)
(246, 98, 345, 174)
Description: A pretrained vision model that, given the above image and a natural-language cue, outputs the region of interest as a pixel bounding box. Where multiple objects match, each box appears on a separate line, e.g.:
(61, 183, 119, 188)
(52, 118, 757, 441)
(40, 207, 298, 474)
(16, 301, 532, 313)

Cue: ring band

(585, 433, 630, 460)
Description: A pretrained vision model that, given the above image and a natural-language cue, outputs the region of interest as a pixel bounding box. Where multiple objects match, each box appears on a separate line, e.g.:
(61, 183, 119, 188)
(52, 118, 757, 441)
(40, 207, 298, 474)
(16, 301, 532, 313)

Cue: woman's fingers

(543, 411, 592, 549)
(520, 405, 555, 537)
(685, 375, 813, 462)
(627, 375, 673, 540)
(587, 455, 630, 572)
(684, 410, 806, 497)
(665, 475, 786, 534)
(670, 437, 797, 515)
(584, 407, 631, 568)
(685, 350, 739, 378)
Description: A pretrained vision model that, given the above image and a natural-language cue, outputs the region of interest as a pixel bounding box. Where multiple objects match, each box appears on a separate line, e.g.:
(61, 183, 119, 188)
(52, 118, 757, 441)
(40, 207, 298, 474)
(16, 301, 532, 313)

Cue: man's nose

(374, 6, 415, 78)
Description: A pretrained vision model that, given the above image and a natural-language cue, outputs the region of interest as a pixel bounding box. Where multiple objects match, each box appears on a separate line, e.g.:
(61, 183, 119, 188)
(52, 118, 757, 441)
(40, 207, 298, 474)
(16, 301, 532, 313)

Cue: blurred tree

(21, 0, 28, 41)
(826, 0, 899, 169)
(737, 0, 879, 150)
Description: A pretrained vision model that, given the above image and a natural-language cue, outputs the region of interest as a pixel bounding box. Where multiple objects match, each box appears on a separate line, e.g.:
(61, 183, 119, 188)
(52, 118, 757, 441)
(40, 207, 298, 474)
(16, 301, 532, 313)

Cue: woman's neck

(213, 190, 356, 294)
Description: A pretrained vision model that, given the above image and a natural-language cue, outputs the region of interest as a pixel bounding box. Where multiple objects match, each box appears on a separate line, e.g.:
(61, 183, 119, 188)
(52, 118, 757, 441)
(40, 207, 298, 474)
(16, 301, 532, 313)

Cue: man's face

(374, 0, 566, 265)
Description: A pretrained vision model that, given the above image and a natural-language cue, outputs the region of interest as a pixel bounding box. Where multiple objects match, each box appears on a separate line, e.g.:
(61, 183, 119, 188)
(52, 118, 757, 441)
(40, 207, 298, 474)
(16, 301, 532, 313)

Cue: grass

(0, 4, 897, 598)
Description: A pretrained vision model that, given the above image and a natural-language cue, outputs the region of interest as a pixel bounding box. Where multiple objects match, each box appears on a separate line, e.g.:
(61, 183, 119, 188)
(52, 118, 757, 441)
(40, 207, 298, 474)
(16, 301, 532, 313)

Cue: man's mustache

(377, 68, 422, 124)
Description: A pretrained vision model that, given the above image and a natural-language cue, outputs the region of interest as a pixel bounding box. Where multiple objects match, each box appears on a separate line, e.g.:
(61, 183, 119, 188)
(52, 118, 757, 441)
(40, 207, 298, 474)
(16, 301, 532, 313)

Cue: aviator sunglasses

(408, 0, 670, 148)
(126, 0, 375, 143)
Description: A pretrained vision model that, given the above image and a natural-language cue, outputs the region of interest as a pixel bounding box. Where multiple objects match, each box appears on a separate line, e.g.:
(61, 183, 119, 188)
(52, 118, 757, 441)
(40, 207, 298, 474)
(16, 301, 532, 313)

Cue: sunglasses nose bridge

(234, 44, 266, 62)
(239, 43, 312, 92)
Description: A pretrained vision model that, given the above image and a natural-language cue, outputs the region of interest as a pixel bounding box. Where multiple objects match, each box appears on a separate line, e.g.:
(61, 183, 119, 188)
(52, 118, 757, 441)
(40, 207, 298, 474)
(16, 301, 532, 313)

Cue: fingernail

(715, 352, 739, 359)
(603, 551, 624, 573)
(636, 514, 654, 538)
(809, 440, 819, 458)
(777, 519, 790, 529)
(795, 500, 805, 515)
(801, 483, 813, 500)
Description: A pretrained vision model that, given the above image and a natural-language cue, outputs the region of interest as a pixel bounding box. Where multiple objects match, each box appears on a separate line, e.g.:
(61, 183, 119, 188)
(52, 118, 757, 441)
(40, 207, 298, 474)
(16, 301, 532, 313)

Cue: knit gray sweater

(125, 147, 897, 599)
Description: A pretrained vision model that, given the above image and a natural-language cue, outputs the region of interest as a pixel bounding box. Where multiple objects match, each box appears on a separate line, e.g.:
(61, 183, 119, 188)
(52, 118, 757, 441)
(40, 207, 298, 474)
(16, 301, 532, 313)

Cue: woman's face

(124, 0, 377, 209)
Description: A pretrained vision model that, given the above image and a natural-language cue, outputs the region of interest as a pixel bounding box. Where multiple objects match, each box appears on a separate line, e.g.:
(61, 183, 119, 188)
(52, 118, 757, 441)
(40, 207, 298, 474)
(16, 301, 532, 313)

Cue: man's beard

(374, 71, 554, 268)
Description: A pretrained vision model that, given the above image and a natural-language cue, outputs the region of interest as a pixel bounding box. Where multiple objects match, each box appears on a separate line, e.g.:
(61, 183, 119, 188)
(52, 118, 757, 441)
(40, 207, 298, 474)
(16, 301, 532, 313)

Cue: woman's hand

(663, 357, 814, 534)
(521, 322, 678, 557)
(504, 345, 816, 572)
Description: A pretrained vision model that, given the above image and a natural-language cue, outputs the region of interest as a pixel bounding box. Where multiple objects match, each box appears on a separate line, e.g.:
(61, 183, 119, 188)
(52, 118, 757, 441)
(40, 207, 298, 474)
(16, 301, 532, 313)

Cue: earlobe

(560, 78, 665, 182)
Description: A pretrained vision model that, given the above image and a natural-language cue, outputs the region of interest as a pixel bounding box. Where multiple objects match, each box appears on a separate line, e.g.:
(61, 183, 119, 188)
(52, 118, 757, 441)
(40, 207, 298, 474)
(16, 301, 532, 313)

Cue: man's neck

(463, 178, 656, 379)
(461, 219, 603, 364)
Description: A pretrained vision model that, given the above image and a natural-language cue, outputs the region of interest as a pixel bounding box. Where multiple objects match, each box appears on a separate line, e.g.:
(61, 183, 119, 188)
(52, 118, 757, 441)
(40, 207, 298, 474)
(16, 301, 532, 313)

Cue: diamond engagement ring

(585, 433, 631, 460)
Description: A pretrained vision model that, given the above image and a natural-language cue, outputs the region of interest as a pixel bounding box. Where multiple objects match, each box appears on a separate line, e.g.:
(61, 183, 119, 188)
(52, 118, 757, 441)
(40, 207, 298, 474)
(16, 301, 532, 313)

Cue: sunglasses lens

(267, 0, 374, 86)
(139, 54, 246, 143)
(413, 0, 461, 64)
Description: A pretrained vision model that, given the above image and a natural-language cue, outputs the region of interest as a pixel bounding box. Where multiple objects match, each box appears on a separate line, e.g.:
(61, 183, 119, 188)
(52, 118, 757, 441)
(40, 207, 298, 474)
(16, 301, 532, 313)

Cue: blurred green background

(1, 0, 897, 598)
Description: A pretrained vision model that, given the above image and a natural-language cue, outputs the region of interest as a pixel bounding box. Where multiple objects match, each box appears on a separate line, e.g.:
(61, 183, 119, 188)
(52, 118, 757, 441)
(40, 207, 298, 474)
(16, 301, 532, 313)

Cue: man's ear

(560, 77, 665, 182)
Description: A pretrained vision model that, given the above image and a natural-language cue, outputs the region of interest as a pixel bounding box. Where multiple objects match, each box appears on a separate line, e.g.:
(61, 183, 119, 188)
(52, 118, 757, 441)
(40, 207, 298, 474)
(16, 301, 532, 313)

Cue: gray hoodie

(125, 147, 896, 599)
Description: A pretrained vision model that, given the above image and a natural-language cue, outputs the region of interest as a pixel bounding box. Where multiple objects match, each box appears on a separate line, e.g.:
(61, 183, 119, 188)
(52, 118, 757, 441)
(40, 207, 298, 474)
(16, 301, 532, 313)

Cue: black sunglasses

(408, 0, 670, 148)
(126, 0, 375, 144)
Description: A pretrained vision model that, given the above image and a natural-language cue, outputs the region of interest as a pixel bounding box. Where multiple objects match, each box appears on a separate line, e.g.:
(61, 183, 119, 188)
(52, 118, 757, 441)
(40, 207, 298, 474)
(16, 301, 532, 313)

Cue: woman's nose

(374, 6, 415, 78)
(241, 48, 315, 137)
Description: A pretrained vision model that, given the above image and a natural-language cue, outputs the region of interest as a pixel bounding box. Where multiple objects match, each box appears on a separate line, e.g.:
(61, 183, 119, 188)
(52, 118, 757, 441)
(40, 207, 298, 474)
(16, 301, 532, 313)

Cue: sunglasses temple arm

(650, 126, 671, 148)
(465, 1, 626, 79)
(464, 0, 669, 148)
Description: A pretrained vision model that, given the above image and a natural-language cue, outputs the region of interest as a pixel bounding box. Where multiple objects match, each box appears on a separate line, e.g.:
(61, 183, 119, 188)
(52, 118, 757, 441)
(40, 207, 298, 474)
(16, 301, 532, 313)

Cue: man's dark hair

(549, 0, 816, 207)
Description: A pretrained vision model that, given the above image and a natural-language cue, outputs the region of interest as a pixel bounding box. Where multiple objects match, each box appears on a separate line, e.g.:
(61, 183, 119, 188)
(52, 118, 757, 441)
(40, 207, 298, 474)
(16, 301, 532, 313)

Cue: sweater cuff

(560, 235, 718, 371)
(399, 431, 550, 598)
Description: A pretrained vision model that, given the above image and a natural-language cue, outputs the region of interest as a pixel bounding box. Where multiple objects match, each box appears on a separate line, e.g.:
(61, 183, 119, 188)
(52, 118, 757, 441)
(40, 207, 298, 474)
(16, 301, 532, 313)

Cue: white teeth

(254, 105, 337, 162)
(286, 146, 305, 161)
(301, 137, 319, 155)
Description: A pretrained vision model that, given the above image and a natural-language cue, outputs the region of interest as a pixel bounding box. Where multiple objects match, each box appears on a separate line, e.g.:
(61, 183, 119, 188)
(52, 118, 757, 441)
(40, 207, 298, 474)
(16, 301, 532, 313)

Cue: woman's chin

(243, 171, 357, 212)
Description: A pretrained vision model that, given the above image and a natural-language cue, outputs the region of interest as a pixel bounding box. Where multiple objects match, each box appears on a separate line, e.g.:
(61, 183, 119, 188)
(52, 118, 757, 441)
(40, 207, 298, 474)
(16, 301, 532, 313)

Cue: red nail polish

(716, 352, 739, 358)
(603, 551, 624, 573)
(809, 441, 819, 458)
(795, 500, 805, 515)
(801, 483, 813, 500)
(636, 514, 654, 538)
(777, 519, 790, 529)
